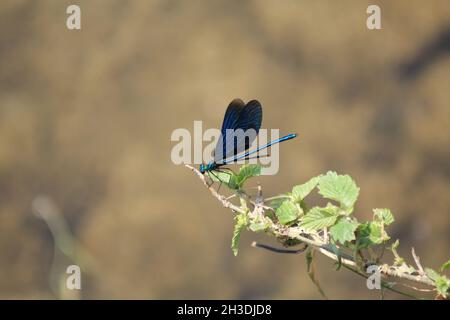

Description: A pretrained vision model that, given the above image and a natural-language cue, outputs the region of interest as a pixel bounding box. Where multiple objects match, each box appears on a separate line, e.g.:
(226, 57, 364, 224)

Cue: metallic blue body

(199, 133, 297, 174)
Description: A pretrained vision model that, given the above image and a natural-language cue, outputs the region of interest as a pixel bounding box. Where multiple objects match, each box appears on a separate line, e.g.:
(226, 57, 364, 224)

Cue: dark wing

(235, 99, 262, 134)
(214, 99, 262, 162)
(220, 98, 246, 135)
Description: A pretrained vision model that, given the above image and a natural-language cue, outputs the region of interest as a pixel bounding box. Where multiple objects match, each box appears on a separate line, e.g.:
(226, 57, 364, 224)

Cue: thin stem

(412, 247, 425, 276)
(252, 241, 308, 254)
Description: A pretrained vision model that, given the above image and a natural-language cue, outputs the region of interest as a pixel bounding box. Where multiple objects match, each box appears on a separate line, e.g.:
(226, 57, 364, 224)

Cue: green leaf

(235, 164, 261, 188)
(435, 276, 450, 298)
(239, 164, 261, 177)
(292, 176, 320, 203)
(318, 171, 359, 212)
(441, 260, 450, 272)
(270, 197, 289, 211)
(436, 277, 450, 298)
(330, 217, 359, 244)
(425, 268, 441, 282)
(207, 171, 232, 184)
(426, 268, 450, 298)
(357, 222, 387, 247)
(249, 220, 269, 232)
(275, 200, 299, 225)
(207, 171, 240, 190)
(231, 213, 247, 256)
(300, 206, 339, 230)
(210, 165, 260, 190)
(373, 208, 394, 225)
(227, 176, 240, 190)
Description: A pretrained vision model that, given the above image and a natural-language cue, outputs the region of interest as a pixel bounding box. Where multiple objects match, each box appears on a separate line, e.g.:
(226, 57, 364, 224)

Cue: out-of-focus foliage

(0, 0, 449, 299)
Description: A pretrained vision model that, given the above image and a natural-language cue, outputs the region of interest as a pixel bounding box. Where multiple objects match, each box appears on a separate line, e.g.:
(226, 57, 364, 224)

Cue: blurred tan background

(0, 0, 449, 299)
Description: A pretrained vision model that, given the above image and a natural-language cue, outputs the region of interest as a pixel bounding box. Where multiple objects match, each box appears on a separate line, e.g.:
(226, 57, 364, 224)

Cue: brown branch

(412, 247, 425, 276)
(185, 165, 244, 214)
(187, 165, 437, 292)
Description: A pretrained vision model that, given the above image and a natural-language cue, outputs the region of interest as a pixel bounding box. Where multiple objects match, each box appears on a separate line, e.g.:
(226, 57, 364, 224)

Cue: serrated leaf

(318, 171, 359, 211)
(425, 268, 441, 282)
(367, 222, 383, 244)
(270, 197, 288, 211)
(330, 218, 359, 244)
(292, 176, 320, 203)
(207, 170, 240, 190)
(228, 176, 240, 190)
(231, 213, 247, 256)
(374, 208, 394, 225)
(300, 206, 339, 230)
(212, 165, 260, 190)
(207, 171, 231, 184)
(235, 164, 261, 188)
(441, 260, 450, 272)
(275, 200, 299, 225)
(357, 222, 386, 247)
